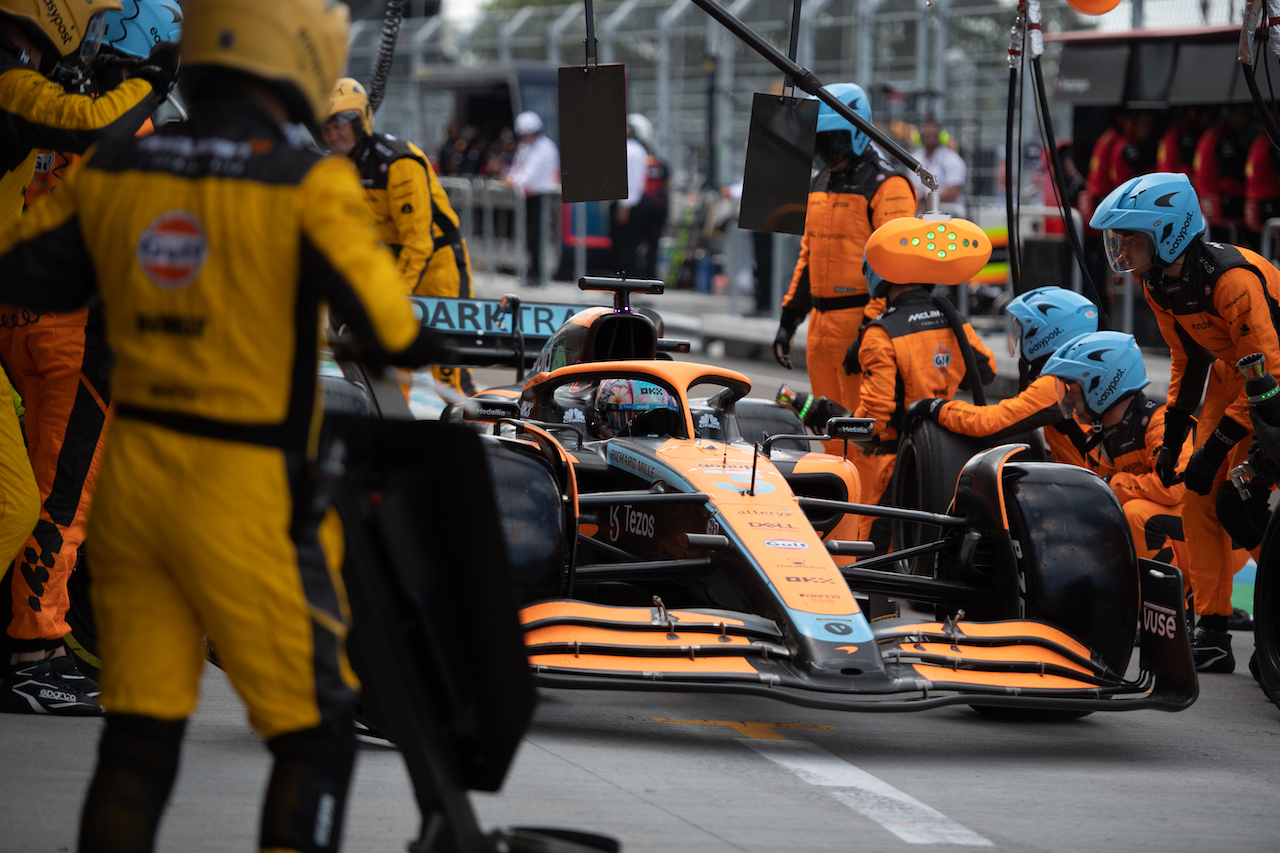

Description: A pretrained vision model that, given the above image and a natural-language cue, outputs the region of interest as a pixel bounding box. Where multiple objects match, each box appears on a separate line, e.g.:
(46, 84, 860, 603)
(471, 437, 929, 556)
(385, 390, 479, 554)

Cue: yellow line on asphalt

(651, 718, 836, 740)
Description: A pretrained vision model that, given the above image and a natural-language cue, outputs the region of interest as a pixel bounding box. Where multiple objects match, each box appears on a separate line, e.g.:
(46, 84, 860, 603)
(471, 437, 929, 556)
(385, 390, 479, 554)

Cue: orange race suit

(1147, 237, 1280, 616)
(853, 287, 995, 538)
(0, 51, 159, 649)
(1085, 392, 1193, 570)
(936, 373, 1090, 467)
(781, 152, 916, 412)
(355, 131, 474, 394)
(0, 98, 442, 739)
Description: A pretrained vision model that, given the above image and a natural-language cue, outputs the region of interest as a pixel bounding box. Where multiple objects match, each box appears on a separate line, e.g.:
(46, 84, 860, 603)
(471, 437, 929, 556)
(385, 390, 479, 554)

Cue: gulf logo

(136, 211, 209, 290)
(765, 538, 808, 552)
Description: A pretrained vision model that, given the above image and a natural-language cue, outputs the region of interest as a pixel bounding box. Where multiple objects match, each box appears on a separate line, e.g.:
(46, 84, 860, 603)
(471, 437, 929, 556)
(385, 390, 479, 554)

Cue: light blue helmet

(1089, 172, 1205, 270)
(101, 0, 183, 62)
(1006, 286, 1099, 363)
(862, 254, 890, 300)
(1042, 331, 1150, 419)
(815, 83, 873, 158)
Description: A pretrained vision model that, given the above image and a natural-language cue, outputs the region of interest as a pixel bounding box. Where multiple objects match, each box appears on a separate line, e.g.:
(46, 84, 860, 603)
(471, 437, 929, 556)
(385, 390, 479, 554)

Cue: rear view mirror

(826, 418, 876, 441)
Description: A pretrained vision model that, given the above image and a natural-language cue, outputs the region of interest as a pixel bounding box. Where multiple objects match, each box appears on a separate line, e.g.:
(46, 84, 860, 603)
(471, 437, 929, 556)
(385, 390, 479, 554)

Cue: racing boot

(1192, 623, 1236, 674)
(1, 655, 103, 715)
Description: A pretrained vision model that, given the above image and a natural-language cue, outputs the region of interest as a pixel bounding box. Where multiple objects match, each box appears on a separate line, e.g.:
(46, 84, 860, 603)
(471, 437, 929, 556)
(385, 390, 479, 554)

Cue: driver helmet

(814, 83, 872, 167)
(1042, 331, 1149, 420)
(1090, 172, 1205, 273)
(595, 378, 678, 438)
(1006, 286, 1099, 363)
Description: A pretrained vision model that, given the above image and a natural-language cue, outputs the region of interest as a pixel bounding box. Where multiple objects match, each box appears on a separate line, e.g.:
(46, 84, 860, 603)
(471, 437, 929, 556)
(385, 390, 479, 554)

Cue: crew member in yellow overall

(0, 0, 448, 846)
(322, 77, 475, 396)
(1, 0, 168, 714)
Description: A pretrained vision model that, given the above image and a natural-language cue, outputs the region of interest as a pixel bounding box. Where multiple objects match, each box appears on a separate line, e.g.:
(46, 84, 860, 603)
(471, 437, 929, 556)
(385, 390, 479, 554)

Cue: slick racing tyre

(891, 419, 991, 577)
(484, 439, 570, 602)
(1252, 502, 1280, 710)
(969, 462, 1138, 722)
(733, 398, 808, 452)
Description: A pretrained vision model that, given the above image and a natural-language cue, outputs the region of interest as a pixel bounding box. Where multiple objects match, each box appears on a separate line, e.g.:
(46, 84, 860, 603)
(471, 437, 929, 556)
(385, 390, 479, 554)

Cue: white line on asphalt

(740, 739, 993, 846)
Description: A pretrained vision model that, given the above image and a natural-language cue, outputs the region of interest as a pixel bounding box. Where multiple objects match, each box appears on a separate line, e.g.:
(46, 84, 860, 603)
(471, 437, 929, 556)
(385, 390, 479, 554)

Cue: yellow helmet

(179, 0, 350, 128)
(327, 77, 373, 135)
(0, 0, 122, 59)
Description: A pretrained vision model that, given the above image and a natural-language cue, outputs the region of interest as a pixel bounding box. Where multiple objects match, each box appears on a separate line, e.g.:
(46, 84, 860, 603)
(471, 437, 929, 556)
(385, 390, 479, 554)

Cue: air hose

(367, 0, 406, 114)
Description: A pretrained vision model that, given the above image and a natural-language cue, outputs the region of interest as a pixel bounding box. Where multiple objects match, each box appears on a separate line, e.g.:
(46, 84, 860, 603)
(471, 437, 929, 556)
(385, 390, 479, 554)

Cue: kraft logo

(764, 538, 808, 551)
(823, 622, 854, 636)
(136, 211, 209, 290)
(1142, 600, 1179, 639)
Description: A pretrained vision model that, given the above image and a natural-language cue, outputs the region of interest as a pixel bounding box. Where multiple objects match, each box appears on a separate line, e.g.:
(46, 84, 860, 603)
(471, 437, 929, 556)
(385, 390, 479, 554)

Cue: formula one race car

(430, 279, 1198, 718)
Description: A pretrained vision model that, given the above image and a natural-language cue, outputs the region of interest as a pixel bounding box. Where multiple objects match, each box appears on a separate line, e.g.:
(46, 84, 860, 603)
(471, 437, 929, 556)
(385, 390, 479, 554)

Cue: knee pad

(79, 714, 186, 853)
(260, 717, 356, 853)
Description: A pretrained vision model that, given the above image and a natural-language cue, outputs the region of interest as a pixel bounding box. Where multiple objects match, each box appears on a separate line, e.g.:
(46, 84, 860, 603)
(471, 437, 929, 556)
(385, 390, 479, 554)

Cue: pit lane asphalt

(3, 631, 1276, 852)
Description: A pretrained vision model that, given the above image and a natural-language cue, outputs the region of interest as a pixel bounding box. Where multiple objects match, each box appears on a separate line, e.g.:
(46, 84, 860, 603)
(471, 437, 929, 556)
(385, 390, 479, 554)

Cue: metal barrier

(437, 176, 561, 287)
(1261, 217, 1280, 265)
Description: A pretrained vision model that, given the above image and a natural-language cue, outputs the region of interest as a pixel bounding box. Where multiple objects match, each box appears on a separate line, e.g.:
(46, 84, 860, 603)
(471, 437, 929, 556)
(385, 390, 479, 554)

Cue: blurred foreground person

(0, 1, 447, 849)
(1, 0, 170, 715)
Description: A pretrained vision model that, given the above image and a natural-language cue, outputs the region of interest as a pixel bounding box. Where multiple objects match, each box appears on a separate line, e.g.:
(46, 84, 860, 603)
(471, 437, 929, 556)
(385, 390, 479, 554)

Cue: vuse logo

(137, 211, 209, 290)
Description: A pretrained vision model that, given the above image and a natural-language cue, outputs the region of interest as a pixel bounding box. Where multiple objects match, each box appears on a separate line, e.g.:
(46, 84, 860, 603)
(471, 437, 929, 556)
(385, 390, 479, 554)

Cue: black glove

(773, 324, 795, 370)
(842, 337, 862, 376)
(1250, 408, 1280, 466)
(1156, 407, 1195, 487)
(1183, 417, 1250, 496)
(906, 398, 947, 427)
(130, 46, 179, 101)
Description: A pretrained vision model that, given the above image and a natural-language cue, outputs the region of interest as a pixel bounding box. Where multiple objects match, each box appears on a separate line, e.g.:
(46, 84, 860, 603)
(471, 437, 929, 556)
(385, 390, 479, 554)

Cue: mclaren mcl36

(406, 279, 1198, 719)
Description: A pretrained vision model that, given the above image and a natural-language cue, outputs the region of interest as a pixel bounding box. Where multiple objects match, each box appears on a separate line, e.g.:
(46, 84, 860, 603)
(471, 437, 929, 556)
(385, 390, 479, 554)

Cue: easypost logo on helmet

(43, 0, 74, 47)
(137, 211, 209, 290)
(1096, 363, 1127, 407)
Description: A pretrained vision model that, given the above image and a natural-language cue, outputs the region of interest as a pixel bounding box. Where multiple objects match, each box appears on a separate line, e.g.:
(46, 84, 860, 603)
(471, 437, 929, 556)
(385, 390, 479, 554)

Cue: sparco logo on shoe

(44, 1, 73, 46)
(39, 688, 79, 703)
(765, 538, 808, 551)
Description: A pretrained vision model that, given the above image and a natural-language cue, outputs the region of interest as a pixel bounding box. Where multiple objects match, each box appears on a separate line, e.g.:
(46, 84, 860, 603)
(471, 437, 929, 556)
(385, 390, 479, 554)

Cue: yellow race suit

(0, 99, 439, 737)
(0, 50, 158, 643)
(355, 132, 474, 394)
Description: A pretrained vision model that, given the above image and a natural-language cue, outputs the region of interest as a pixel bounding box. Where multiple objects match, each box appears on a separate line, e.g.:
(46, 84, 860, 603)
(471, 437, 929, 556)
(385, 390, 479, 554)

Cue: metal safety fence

(439, 177, 562, 287)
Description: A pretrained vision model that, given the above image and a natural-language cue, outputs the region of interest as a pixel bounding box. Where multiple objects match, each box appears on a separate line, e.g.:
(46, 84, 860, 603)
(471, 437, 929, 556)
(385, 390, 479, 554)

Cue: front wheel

(1253, 504, 1280, 709)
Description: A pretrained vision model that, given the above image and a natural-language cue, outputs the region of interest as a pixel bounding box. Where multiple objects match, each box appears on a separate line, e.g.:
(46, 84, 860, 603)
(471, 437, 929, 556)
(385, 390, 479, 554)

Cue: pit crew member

(1043, 332, 1194, 580)
(322, 76, 474, 395)
(853, 233, 996, 544)
(910, 285, 1099, 467)
(774, 83, 917, 414)
(1092, 170, 1280, 674)
(0, 0, 447, 845)
(1, 0, 172, 715)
